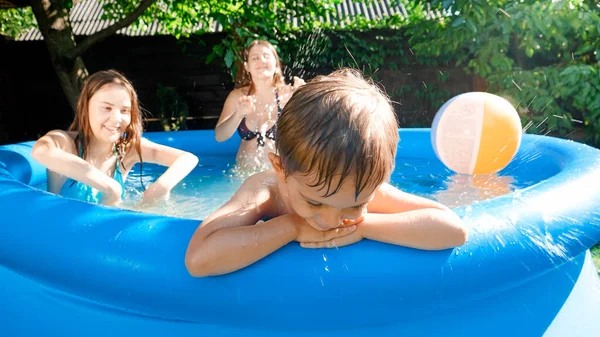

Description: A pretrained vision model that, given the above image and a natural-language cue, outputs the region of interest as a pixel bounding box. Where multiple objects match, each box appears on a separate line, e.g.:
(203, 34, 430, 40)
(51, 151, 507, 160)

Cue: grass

(592, 244, 600, 275)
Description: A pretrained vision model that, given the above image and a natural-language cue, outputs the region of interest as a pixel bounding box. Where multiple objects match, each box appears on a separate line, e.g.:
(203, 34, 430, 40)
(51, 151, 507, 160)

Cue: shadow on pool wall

(0, 128, 599, 337)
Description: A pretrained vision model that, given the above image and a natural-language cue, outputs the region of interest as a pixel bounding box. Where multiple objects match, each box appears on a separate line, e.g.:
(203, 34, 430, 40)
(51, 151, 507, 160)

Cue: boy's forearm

(186, 216, 297, 277)
(359, 209, 468, 250)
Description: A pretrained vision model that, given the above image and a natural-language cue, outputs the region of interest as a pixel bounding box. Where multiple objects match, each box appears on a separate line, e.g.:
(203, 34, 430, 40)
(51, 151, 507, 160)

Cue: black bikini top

(237, 89, 282, 147)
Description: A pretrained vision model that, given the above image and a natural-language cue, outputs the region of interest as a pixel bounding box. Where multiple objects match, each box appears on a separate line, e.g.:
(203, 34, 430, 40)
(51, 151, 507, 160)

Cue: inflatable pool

(1, 129, 599, 337)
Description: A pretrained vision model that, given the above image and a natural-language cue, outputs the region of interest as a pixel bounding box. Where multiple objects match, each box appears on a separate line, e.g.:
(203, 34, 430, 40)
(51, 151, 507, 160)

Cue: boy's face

(283, 171, 376, 231)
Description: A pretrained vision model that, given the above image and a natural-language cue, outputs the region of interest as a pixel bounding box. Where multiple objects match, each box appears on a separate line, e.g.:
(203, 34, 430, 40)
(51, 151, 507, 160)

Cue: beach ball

(431, 92, 522, 175)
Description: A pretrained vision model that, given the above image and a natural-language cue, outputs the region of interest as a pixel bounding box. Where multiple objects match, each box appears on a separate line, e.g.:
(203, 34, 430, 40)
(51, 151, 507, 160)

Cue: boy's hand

(301, 215, 365, 248)
(290, 214, 365, 249)
(289, 214, 357, 247)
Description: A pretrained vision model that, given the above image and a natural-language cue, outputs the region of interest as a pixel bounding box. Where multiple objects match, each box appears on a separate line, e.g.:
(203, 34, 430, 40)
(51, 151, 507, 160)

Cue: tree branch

(66, 0, 156, 60)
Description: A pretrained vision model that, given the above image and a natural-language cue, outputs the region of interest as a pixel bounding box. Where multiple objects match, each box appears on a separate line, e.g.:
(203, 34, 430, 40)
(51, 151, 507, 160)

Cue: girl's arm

(278, 77, 306, 106)
(185, 173, 356, 277)
(214, 90, 247, 142)
(31, 130, 122, 204)
(139, 138, 199, 202)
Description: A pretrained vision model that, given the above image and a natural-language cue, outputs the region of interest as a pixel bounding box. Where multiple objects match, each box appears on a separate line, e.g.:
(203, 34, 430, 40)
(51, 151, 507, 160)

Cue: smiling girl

(32, 70, 198, 206)
(215, 40, 305, 173)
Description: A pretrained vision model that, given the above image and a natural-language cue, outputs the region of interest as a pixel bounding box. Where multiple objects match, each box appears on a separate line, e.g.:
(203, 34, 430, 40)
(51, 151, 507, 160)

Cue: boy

(185, 68, 467, 277)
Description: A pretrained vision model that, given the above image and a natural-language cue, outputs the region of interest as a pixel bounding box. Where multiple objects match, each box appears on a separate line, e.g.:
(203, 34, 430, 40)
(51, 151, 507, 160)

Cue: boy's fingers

(327, 231, 361, 247)
(342, 216, 364, 226)
(322, 225, 355, 240)
(301, 231, 361, 249)
(300, 241, 329, 249)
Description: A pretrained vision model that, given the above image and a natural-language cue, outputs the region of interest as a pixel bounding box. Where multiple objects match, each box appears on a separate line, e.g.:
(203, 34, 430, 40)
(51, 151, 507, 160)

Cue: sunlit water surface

(111, 153, 546, 220)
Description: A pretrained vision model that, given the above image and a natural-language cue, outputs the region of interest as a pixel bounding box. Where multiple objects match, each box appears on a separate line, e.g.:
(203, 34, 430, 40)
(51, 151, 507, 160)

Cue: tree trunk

(28, 0, 155, 112)
(29, 0, 88, 112)
(511, 33, 525, 69)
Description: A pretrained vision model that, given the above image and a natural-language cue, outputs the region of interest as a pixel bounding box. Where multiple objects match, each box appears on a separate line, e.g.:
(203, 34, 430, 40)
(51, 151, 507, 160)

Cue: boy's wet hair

(69, 69, 144, 170)
(277, 68, 399, 199)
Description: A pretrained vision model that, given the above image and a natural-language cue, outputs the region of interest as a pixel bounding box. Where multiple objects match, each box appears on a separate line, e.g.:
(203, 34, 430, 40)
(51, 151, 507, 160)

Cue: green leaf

(451, 17, 466, 28)
(214, 44, 223, 56)
(224, 48, 235, 68)
(525, 47, 534, 58)
(581, 83, 591, 100)
(206, 52, 216, 64)
(465, 18, 478, 33)
(575, 44, 595, 56)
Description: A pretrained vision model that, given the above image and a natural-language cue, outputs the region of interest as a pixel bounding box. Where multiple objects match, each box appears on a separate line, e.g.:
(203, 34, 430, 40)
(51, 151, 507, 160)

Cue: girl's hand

(291, 76, 306, 90)
(140, 181, 170, 206)
(237, 95, 255, 116)
(100, 180, 123, 206)
(279, 77, 306, 105)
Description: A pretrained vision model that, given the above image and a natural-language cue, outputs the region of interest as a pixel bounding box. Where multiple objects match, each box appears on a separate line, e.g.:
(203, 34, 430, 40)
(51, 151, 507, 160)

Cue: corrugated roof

(15, 0, 420, 42)
(0, 0, 28, 9)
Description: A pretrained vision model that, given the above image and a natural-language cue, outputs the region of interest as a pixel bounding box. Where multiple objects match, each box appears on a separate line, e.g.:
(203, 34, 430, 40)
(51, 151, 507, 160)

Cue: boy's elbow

(446, 214, 468, 248)
(185, 252, 213, 277)
(431, 209, 468, 249)
(453, 223, 469, 247)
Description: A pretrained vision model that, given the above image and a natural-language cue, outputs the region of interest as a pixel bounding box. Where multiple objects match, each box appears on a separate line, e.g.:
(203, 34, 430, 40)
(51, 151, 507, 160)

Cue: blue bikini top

(60, 143, 126, 204)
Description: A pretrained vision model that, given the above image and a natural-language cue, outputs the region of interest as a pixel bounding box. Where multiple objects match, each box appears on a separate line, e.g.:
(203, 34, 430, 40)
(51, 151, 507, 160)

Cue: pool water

(117, 153, 543, 220)
(121, 155, 243, 220)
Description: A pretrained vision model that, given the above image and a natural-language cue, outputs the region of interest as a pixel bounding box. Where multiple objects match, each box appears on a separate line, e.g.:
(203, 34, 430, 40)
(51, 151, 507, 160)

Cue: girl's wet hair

(69, 69, 144, 172)
(239, 40, 285, 94)
(276, 68, 399, 199)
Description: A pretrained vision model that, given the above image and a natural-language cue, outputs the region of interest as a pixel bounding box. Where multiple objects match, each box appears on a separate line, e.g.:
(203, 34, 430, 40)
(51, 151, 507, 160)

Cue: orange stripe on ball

(472, 94, 522, 174)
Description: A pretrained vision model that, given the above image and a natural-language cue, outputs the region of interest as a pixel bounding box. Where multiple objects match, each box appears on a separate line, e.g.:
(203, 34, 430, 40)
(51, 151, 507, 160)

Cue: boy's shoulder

(239, 170, 279, 193)
(235, 170, 281, 212)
